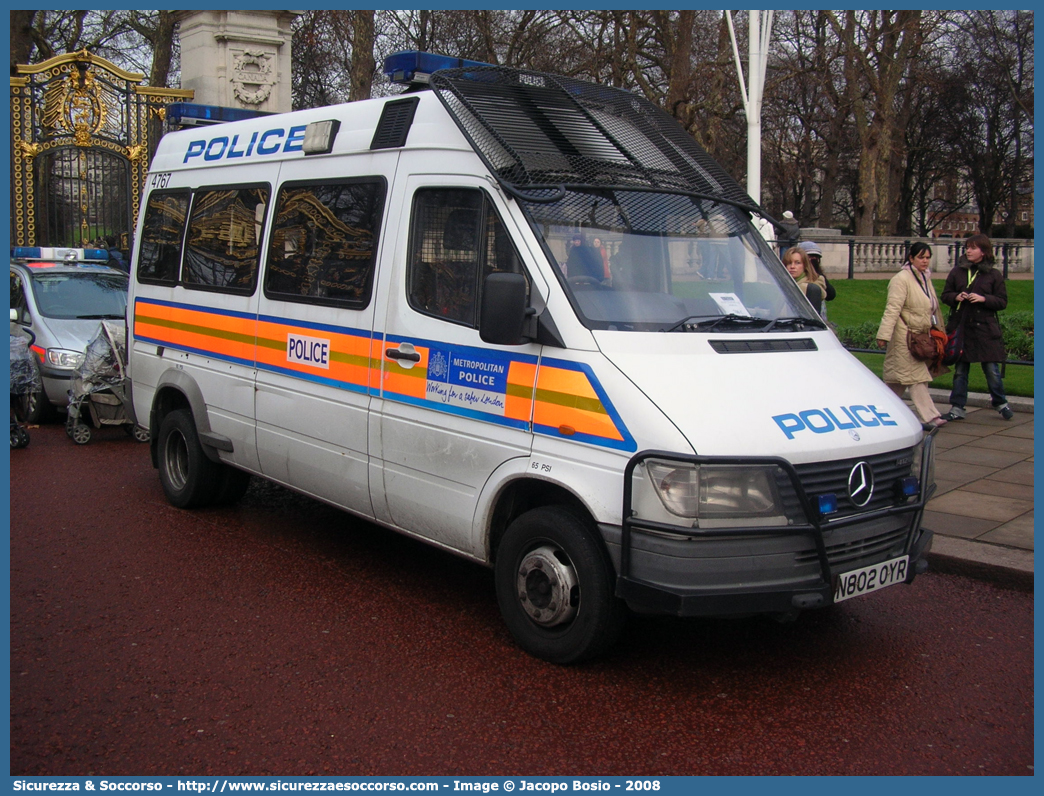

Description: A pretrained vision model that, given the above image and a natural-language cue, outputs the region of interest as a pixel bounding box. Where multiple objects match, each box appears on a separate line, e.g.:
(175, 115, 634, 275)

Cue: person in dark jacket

(940, 233, 1013, 420)
(564, 233, 606, 282)
(105, 234, 128, 271)
(797, 241, 836, 320)
(777, 211, 800, 251)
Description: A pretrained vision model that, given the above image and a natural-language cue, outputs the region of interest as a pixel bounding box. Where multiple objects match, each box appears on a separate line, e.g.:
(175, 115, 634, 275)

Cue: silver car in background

(10, 247, 129, 422)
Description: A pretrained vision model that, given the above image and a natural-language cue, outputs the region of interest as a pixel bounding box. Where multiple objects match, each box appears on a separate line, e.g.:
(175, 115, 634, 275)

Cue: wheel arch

(148, 368, 221, 467)
(485, 475, 600, 566)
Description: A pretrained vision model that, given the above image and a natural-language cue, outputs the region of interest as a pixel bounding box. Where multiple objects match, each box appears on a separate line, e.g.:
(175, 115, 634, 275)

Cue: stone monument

(176, 10, 300, 113)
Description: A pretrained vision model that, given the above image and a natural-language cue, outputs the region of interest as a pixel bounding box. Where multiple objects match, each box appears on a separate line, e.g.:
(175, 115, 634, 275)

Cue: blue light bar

(166, 102, 273, 127)
(384, 51, 495, 85)
(816, 494, 839, 516)
(12, 246, 108, 262)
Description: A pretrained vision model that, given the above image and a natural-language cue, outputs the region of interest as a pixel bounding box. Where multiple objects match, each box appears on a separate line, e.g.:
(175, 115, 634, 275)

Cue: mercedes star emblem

(848, 461, 875, 507)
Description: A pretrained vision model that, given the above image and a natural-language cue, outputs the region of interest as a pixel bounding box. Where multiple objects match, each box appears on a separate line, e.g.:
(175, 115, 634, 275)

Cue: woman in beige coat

(875, 242, 946, 428)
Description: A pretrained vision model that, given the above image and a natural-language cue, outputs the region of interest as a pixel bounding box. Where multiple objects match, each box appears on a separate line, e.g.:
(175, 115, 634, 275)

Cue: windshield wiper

(762, 316, 827, 332)
(663, 314, 761, 333)
(694, 314, 761, 332)
(75, 313, 125, 319)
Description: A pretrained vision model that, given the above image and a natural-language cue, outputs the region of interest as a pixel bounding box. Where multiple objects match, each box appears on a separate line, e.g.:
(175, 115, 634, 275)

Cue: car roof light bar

(384, 50, 495, 87)
(166, 102, 274, 127)
(12, 247, 109, 262)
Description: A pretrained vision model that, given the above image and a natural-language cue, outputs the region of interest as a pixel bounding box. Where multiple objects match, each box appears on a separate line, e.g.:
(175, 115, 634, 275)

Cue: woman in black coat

(940, 234, 1013, 420)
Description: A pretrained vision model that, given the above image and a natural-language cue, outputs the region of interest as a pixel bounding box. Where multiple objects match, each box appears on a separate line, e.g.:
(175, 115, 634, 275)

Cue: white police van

(127, 52, 936, 663)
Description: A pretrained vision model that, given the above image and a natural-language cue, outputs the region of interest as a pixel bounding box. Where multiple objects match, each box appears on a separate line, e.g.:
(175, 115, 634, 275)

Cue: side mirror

(805, 283, 823, 316)
(479, 272, 529, 345)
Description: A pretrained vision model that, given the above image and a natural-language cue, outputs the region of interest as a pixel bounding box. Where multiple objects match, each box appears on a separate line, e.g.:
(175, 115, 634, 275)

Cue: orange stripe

(536, 366, 600, 399)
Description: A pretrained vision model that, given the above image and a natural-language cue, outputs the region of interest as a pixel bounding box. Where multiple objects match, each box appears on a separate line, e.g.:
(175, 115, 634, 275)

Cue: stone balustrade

(780, 229, 1034, 277)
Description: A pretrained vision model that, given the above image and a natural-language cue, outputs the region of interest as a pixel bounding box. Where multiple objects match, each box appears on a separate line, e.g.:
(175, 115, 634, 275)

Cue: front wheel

(69, 423, 91, 445)
(23, 390, 52, 424)
(495, 506, 624, 664)
(157, 408, 221, 508)
(125, 424, 151, 443)
(11, 425, 29, 449)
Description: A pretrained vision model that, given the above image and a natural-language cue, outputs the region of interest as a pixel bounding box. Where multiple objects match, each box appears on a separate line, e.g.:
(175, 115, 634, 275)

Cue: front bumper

(40, 368, 75, 407)
(611, 435, 937, 617)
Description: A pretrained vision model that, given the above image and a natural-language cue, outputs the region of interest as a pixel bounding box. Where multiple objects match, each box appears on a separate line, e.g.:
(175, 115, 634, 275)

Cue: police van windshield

(522, 189, 822, 332)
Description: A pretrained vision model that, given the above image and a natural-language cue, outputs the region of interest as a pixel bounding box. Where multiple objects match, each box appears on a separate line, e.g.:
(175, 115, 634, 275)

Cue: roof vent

(370, 97, 420, 150)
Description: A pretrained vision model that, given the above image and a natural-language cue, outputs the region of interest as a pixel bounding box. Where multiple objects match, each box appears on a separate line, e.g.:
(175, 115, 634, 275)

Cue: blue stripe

(256, 362, 373, 396)
(133, 333, 256, 368)
(135, 296, 257, 322)
(387, 390, 532, 431)
(135, 300, 631, 449)
(257, 312, 371, 338)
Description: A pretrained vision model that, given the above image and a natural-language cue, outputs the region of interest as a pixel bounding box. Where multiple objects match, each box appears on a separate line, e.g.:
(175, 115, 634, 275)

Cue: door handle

(386, 347, 421, 363)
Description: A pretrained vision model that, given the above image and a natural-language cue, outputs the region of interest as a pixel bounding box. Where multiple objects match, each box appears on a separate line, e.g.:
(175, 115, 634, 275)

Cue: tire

(213, 466, 251, 506)
(125, 424, 151, 443)
(69, 424, 92, 445)
(11, 425, 29, 449)
(156, 408, 221, 509)
(23, 390, 52, 424)
(495, 506, 625, 664)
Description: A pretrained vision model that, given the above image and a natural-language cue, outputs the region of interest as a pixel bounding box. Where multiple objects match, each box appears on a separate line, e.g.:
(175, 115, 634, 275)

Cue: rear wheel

(495, 506, 624, 664)
(157, 409, 221, 508)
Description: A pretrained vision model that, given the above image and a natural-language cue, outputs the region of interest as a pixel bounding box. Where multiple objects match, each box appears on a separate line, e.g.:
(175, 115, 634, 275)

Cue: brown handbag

(907, 329, 938, 362)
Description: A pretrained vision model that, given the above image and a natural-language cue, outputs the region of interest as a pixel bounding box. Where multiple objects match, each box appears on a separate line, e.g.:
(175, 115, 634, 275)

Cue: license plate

(832, 555, 909, 603)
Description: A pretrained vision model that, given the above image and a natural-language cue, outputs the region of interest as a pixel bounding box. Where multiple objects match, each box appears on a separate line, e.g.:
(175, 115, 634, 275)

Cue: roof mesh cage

(429, 66, 758, 212)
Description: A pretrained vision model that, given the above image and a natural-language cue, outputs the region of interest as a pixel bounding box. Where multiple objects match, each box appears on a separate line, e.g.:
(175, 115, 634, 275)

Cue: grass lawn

(828, 277, 1034, 398)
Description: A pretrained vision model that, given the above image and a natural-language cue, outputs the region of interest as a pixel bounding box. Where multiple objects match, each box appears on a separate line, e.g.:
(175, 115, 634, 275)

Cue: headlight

(645, 460, 783, 519)
(45, 348, 85, 369)
(911, 438, 935, 494)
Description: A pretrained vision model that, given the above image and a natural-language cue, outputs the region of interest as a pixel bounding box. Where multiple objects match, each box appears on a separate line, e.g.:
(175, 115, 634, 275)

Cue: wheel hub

(516, 545, 578, 627)
(164, 429, 189, 491)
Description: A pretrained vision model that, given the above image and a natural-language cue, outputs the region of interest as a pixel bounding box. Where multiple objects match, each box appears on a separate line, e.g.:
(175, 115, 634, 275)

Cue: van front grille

(777, 447, 916, 521)
(795, 525, 908, 568)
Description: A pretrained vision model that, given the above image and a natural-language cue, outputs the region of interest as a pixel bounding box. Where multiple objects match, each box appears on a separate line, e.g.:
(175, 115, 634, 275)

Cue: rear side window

(136, 191, 189, 284)
(407, 188, 526, 327)
(183, 185, 269, 293)
(264, 179, 386, 308)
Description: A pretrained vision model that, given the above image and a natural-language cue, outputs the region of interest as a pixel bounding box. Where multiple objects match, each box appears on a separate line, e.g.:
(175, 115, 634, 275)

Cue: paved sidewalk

(915, 389, 1034, 590)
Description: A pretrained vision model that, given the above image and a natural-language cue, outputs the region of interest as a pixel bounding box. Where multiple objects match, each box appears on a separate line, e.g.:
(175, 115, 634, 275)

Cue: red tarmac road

(9, 425, 1034, 776)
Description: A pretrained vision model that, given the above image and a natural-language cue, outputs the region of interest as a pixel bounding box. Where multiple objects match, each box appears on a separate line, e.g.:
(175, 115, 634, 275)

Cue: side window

(264, 179, 385, 308)
(136, 191, 189, 284)
(10, 272, 28, 323)
(183, 186, 269, 293)
(407, 188, 527, 327)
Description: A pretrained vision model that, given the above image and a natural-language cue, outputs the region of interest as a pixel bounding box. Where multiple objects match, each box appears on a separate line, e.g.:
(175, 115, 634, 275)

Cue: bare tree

(17, 7, 1033, 242)
(969, 10, 1034, 237)
(123, 11, 179, 89)
(947, 13, 1030, 237)
(10, 10, 39, 72)
(828, 10, 927, 236)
